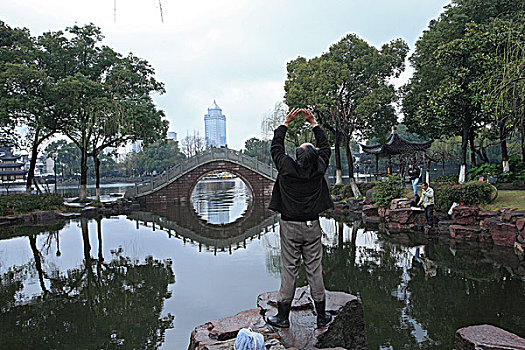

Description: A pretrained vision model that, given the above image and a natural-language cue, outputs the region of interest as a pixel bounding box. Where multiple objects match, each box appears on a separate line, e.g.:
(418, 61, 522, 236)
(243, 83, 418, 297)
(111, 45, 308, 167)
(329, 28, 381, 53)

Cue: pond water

(0, 178, 524, 349)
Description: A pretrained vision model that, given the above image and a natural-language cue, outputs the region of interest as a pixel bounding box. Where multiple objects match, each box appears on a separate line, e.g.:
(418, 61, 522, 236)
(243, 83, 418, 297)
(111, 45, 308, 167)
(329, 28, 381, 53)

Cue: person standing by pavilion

(266, 108, 334, 329)
(408, 163, 421, 198)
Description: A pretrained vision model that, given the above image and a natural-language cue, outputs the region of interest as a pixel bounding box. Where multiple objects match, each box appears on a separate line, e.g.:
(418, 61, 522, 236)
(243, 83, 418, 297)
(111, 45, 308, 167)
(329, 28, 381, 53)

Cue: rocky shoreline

(0, 199, 139, 228)
(329, 195, 525, 263)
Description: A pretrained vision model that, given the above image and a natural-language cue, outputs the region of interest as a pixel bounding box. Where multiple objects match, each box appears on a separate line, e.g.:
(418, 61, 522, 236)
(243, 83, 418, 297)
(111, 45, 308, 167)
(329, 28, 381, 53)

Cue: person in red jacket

(266, 108, 334, 329)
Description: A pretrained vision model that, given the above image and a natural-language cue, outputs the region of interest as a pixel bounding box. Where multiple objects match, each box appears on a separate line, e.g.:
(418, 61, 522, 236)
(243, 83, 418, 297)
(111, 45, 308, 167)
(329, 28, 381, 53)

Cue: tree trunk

(459, 123, 469, 184)
(80, 148, 88, 200)
(344, 138, 361, 197)
(54, 158, 57, 194)
(26, 134, 40, 193)
(334, 130, 343, 185)
(426, 155, 431, 184)
(94, 153, 101, 201)
(499, 120, 509, 172)
(468, 132, 477, 168)
(520, 123, 525, 163)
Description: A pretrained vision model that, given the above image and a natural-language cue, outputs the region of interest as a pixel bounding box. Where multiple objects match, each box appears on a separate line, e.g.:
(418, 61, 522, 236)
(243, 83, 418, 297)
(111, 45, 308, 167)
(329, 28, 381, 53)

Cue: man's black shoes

(266, 300, 291, 328)
(314, 299, 332, 328)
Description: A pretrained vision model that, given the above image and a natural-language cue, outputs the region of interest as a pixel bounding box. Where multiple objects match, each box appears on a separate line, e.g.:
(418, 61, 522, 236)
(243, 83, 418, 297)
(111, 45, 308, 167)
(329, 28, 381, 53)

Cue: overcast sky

(2, 0, 450, 149)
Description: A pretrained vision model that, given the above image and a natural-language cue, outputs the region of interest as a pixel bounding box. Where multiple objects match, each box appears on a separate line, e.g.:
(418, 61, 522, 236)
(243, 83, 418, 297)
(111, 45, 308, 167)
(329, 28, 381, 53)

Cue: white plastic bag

(448, 202, 459, 216)
(234, 328, 264, 350)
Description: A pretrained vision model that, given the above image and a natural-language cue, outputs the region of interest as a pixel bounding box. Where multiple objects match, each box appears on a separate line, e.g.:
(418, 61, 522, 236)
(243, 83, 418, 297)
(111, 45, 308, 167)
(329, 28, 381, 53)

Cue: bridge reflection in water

(130, 178, 279, 255)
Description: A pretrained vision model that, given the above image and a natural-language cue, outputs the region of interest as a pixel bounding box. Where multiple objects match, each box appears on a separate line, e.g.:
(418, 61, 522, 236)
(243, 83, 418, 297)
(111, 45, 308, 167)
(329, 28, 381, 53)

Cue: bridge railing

(128, 148, 277, 197)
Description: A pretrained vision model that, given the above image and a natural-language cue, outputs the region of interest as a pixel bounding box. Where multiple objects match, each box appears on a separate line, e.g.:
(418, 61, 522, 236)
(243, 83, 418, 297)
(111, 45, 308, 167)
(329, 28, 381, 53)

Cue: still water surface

(0, 178, 524, 349)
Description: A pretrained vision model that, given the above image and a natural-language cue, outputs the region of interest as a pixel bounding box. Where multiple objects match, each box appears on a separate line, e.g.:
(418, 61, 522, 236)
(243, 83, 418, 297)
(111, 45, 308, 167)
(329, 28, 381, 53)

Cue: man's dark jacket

(408, 167, 421, 180)
(268, 125, 334, 221)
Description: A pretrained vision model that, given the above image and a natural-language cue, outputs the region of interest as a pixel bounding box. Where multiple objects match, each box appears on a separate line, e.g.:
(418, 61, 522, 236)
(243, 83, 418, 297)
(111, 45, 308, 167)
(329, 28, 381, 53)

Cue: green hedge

(0, 194, 64, 216)
(432, 181, 494, 212)
(374, 176, 404, 207)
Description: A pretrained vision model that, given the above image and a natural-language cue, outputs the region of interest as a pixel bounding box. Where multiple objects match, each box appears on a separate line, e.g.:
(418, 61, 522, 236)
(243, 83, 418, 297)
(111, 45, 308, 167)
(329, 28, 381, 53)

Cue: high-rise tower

(204, 100, 226, 148)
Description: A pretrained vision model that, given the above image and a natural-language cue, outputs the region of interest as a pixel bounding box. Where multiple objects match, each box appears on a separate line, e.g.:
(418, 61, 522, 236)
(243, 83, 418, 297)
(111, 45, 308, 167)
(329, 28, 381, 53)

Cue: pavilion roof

(360, 127, 433, 157)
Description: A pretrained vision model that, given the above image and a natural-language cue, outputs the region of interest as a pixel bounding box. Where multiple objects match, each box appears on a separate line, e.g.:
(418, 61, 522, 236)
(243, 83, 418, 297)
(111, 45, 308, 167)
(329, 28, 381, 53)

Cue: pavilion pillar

(375, 155, 379, 181)
(388, 155, 392, 175)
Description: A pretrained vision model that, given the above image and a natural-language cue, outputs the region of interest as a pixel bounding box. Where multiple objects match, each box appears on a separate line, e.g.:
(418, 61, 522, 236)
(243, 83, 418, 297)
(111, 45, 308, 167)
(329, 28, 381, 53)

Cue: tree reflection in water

(0, 218, 175, 349)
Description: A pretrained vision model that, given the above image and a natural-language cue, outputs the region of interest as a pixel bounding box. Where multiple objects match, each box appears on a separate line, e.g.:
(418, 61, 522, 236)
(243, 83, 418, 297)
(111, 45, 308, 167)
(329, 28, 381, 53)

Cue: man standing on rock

(418, 182, 435, 229)
(267, 108, 334, 329)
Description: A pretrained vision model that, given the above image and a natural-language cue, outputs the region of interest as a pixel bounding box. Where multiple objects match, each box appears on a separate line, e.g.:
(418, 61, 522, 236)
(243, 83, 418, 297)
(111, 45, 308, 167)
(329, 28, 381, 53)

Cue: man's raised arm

(270, 108, 300, 170)
(303, 110, 331, 166)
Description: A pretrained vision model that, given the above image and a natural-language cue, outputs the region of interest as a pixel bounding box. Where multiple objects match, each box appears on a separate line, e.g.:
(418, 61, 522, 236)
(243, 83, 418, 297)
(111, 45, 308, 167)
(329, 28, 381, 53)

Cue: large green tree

(0, 21, 61, 192)
(402, 0, 525, 182)
(286, 34, 408, 196)
(42, 24, 167, 199)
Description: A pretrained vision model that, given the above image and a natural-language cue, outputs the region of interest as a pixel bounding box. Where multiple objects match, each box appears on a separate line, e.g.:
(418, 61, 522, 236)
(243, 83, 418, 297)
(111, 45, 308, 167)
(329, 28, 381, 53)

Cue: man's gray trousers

(278, 219, 326, 302)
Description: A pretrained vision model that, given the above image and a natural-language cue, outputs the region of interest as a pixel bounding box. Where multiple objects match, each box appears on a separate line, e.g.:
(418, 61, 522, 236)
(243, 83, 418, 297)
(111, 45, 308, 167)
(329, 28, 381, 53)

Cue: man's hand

(302, 109, 318, 127)
(283, 107, 301, 127)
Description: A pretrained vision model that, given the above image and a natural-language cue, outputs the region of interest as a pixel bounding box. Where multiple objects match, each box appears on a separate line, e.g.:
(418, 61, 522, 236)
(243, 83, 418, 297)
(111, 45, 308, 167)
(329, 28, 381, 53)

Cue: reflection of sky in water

(191, 178, 250, 224)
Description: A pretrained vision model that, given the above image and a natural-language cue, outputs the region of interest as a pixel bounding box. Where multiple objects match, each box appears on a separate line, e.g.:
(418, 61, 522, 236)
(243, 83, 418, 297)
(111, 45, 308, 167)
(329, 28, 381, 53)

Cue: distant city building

(204, 100, 226, 148)
(167, 131, 178, 142)
(0, 146, 27, 182)
(132, 140, 144, 153)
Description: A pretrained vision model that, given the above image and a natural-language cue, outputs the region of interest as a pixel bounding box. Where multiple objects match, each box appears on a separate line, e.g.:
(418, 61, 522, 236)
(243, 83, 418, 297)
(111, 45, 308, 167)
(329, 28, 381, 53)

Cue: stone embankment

(330, 190, 525, 258)
(188, 286, 367, 350)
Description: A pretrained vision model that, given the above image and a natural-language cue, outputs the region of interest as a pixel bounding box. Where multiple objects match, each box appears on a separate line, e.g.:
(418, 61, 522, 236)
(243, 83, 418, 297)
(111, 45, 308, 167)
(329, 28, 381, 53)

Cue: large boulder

(364, 188, 376, 204)
(481, 218, 518, 247)
(453, 207, 480, 226)
(455, 324, 525, 350)
(362, 205, 378, 217)
(258, 287, 367, 350)
(346, 199, 363, 212)
(390, 197, 413, 210)
(477, 210, 499, 220)
(30, 210, 57, 224)
(501, 210, 525, 224)
(449, 225, 481, 242)
(516, 218, 525, 235)
(188, 308, 265, 350)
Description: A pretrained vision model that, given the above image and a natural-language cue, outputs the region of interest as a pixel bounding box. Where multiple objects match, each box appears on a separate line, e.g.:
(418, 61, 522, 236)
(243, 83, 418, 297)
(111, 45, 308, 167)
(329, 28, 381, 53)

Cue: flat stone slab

(258, 287, 367, 350)
(456, 325, 525, 350)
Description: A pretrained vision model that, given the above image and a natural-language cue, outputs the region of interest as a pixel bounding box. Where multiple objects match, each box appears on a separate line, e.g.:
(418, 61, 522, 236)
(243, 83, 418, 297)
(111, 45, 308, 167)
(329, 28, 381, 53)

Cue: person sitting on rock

(418, 182, 435, 229)
(266, 108, 334, 329)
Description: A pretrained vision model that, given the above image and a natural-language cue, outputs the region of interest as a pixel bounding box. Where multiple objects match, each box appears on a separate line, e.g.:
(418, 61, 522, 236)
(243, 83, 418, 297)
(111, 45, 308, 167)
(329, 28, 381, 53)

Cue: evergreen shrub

(432, 181, 494, 212)
(357, 181, 376, 195)
(373, 176, 404, 207)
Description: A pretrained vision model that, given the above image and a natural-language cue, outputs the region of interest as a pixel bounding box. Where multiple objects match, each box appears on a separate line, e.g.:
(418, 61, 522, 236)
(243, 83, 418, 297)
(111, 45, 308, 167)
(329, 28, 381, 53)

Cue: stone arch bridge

(125, 148, 277, 205)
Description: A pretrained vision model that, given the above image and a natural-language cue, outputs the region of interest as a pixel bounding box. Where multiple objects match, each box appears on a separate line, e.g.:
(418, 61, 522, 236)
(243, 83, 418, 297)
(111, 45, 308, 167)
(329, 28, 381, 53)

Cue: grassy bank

(481, 190, 525, 211)
(0, 194, 64, 216)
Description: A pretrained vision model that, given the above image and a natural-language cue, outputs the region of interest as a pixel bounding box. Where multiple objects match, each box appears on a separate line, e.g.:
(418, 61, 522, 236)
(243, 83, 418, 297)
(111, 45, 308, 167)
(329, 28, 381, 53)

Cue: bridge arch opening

(190, 170, 253, 225)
